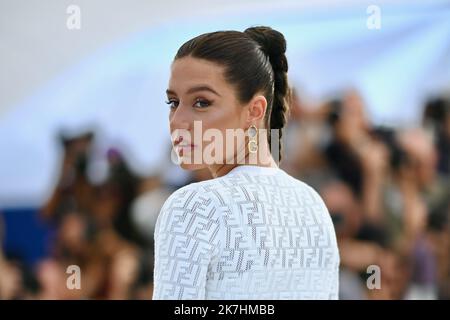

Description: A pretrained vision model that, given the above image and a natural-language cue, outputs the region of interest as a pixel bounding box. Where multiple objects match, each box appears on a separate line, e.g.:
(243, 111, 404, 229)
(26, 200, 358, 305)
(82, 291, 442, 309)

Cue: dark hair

(326, 98, 344, 127)
(423, 96, 450, 128)
(174, 26, 291, 162)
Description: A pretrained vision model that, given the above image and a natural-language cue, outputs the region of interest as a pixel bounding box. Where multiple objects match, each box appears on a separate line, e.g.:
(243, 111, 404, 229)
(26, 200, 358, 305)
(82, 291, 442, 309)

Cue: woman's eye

(165, 99, 179, 109)
(194, 99, 211, 108)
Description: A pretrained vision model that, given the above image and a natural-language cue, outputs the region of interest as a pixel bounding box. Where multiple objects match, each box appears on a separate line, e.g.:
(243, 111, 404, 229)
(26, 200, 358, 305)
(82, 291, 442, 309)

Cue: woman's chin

(178, 162, 205, 171)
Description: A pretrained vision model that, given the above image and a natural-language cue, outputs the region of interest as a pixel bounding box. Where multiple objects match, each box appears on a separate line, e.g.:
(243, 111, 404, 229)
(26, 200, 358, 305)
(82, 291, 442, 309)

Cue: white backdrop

(1, 0, 449, 207)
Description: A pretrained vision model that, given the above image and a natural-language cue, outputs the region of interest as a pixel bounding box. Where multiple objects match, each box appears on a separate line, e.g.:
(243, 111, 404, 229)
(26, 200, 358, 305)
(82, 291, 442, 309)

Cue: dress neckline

(225, 165, 281, 176)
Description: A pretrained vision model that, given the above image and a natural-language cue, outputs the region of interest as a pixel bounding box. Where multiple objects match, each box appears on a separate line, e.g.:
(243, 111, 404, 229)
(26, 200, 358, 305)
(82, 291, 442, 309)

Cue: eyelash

(165, 99, 179, 109)
(165, 98, 211, 109)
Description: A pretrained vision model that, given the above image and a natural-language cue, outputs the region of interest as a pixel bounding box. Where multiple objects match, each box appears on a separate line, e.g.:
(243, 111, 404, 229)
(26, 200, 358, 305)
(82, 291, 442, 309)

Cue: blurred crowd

(0, 89, 449, 300)
(284, 90, 450, 299)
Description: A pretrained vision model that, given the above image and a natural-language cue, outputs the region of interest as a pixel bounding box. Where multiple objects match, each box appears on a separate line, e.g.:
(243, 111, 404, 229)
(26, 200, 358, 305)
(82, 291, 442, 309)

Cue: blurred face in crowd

(0, 260, 23, 299)
(321, 181, 362, 238)
(334, 91, 370, 144)
(446, 114, 450, 138)
(166, 56, 267, 171)
(36, 259, 66, 299)
(398, 129, 438, 188)
(59, 212, 87, 254)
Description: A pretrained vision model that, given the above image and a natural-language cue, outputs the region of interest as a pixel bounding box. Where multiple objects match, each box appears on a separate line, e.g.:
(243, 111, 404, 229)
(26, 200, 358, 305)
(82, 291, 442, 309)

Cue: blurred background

(0, 0, 449, 299)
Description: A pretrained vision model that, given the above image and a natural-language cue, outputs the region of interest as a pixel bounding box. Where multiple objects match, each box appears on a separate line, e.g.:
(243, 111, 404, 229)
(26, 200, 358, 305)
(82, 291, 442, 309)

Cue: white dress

(152, 165, 340, 300)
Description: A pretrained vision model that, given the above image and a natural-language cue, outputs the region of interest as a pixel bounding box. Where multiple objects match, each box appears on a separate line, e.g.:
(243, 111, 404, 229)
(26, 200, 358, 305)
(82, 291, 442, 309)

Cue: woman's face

(166, 56, 250, 171)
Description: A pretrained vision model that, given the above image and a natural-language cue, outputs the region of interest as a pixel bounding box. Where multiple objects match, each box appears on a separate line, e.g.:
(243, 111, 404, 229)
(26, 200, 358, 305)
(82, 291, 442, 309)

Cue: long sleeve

(152, 184, 222, 300)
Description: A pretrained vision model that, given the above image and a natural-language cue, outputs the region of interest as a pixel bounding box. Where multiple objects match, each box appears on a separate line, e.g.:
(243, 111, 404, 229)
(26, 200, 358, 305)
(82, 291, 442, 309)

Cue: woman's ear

(246, 94, 267, 124)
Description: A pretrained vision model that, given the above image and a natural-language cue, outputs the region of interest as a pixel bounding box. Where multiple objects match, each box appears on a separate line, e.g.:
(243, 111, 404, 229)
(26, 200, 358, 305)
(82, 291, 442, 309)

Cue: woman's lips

(179, 144, 196, 148)
(176, 143, 196, 154)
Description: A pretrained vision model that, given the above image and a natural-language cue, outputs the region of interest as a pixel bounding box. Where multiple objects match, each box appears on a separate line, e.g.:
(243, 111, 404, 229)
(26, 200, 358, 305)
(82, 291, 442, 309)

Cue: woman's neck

(209, 142, 278, 178)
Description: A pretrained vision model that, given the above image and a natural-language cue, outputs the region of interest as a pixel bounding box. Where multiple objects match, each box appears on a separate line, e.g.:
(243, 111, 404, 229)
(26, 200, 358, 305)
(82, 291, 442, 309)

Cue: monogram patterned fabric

(152, 165, 340, 299)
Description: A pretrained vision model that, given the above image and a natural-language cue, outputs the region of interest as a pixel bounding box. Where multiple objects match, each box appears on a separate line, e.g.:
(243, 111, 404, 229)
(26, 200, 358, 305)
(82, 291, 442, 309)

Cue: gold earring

(247, 125, 258, 153)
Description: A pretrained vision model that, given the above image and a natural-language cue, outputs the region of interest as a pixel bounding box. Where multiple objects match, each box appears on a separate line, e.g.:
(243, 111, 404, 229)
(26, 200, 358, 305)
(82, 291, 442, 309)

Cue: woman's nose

(169, 103, 192, 130)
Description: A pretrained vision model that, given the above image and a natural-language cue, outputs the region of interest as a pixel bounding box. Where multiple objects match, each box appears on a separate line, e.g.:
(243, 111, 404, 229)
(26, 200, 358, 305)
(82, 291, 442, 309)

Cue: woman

(152, 26, 339, 300)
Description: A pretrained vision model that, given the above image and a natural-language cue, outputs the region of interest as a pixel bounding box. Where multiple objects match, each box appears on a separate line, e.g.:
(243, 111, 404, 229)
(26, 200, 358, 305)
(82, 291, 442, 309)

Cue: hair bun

(244, 26, 287, 72)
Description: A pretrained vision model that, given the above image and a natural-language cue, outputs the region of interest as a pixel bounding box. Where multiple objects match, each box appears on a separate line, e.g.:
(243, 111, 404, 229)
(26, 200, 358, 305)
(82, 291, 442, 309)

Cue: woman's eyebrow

(166, 89, 176, 96)
(186, 85, 221, 97)
(166, 85, 221, 97)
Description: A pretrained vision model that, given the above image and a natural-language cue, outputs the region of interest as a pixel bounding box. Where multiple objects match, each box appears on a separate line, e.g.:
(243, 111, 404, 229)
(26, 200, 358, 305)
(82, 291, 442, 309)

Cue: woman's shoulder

(160, 179, 224, 213)
(154, 180, 225, 247)
(169, 169, 321, 200)
(166, 178, 220, 197)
